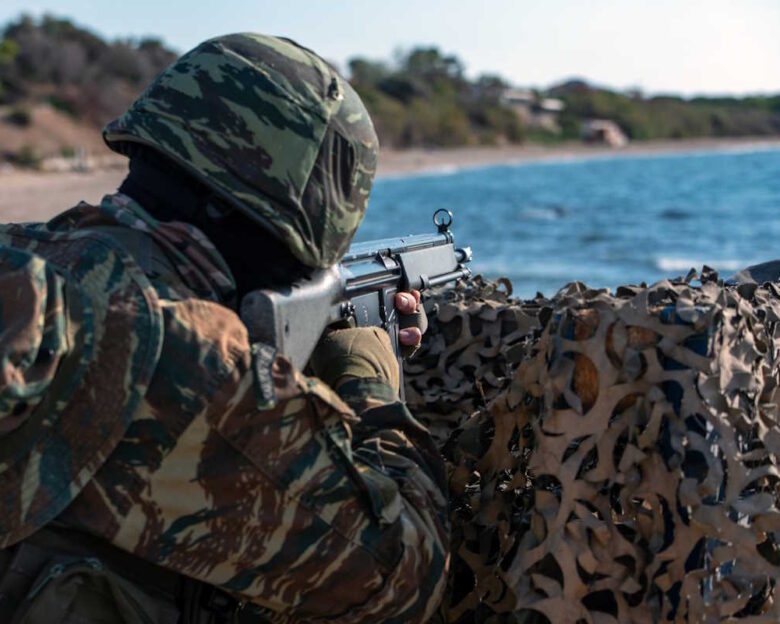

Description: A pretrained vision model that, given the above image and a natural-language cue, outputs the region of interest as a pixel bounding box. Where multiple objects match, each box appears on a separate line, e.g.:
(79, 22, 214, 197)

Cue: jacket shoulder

(0, 223, 164, 547)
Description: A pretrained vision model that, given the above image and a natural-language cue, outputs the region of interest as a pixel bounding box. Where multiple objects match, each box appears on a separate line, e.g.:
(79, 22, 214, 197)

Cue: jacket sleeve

(210, 343, 451, 623)
(63, 297, 449, 624)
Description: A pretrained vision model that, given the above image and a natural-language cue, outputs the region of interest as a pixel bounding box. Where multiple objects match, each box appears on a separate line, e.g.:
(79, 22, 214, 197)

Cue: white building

(500, 89, 566, 133)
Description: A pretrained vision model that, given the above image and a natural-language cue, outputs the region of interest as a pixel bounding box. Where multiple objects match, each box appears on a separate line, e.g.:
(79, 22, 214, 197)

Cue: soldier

(0, 34, 449, 623)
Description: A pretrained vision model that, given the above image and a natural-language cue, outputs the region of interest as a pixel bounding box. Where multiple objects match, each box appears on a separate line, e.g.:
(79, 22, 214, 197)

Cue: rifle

(240, 209, 472, 393)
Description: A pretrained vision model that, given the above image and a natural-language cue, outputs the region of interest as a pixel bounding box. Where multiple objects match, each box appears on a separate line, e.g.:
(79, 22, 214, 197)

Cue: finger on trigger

(411, 289, 421, 306)
(395, 292, 416, 314)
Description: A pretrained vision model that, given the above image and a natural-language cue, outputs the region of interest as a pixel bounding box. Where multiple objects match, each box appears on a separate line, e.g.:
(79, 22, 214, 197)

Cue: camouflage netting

(405, 270, 780, 622)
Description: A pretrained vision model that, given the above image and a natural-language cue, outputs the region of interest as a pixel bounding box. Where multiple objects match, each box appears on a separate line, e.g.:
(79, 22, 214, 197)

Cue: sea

(357, 145, 780, 300)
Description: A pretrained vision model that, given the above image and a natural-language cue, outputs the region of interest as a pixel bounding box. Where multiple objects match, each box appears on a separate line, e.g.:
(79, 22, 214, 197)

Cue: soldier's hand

(394, 289, 427, 358)
(309, 290, 427, 393)
(310, 327, 399, 393)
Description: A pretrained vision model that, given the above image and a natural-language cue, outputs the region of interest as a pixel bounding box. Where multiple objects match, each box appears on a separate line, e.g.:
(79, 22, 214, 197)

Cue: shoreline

(377, 136, 780, 178)
(2, 137, 780, 223)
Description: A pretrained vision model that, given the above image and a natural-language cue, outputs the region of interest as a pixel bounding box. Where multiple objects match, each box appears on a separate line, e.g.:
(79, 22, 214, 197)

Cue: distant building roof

(539, 98, 565, 112)
(500, 88, 535, 104)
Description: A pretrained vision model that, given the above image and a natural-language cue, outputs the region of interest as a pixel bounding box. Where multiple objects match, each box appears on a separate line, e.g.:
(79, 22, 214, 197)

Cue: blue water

(357, 147, 780, 299)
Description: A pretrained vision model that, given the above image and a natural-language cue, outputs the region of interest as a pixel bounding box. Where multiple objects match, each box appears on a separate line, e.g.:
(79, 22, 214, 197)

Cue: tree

(348, 58, 388, 86)
(402, 47, 463, 80)
(0, 14, 176, 116)
(0, 38, 19, 64)
(0, 37, 20, 100)
(474, 74, 508, 99)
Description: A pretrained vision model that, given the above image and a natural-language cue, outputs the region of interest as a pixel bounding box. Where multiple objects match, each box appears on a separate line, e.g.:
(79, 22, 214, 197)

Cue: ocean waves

(365, 146, 780, 299)
(654, 257, 745, 273)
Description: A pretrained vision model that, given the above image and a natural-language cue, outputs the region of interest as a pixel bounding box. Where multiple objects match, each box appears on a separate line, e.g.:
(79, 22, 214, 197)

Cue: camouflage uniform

(0, 34, 449, 624)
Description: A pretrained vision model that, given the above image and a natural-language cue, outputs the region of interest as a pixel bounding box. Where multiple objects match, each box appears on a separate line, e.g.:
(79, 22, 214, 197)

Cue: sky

(1, 0, 778, 96)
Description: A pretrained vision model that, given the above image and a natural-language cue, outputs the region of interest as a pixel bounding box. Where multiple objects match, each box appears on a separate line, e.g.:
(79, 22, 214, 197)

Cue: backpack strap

(0, 540, 49, 622)
(0, 525, 250, 624)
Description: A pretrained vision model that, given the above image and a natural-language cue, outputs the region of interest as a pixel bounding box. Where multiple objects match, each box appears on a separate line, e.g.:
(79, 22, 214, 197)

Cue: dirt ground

(0, 167, 126, 222)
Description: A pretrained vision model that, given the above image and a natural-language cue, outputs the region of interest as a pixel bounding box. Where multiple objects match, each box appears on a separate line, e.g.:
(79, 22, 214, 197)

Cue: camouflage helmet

(104, 33, 378, 268)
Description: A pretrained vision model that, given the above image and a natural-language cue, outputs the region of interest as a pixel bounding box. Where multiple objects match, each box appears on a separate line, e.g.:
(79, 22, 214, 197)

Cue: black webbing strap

(0, 538, 50, 622)
(0, 525, 242, 624)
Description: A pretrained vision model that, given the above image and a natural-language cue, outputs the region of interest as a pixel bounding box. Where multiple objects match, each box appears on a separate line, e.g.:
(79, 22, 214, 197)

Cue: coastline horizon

(376, 136, 780, 179)
(2, 136, 780, 224)
(363, 145, 780, 298)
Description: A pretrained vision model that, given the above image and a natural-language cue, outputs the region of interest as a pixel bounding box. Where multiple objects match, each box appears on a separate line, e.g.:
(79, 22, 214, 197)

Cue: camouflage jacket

(0, 193, 449, 623)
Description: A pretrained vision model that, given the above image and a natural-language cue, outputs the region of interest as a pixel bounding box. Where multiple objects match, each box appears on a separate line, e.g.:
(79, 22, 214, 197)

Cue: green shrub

(524, 128, 566, 145)
(0, 38, 19, 65)
(12, 144, 42, 168)
(46, 94, 77, 117)
(4, 105, 31, 126)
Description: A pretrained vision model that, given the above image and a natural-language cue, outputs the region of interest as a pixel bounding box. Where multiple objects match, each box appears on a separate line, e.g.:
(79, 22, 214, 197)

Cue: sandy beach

(2, 137, 780, 223)
(375, 137, 780, 176)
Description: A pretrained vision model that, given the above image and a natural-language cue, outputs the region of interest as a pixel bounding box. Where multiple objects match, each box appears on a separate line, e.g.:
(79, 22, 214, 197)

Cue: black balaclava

(118, 146, 312, 300)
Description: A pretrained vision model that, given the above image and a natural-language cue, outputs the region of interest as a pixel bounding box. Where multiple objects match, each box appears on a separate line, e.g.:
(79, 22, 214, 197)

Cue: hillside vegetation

(552, 80, 780, 141)
(0, 15, 176, 165)
(349, 51, 525, 147)
(0, 15, 175, 124)
(350, 56, 780, 146)
(1, 14, 779, 166)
